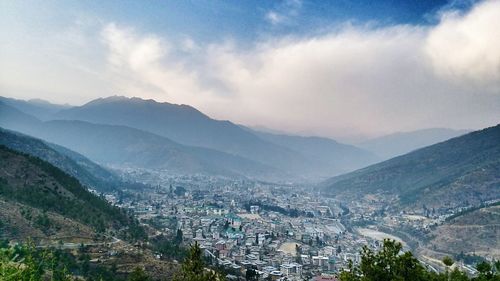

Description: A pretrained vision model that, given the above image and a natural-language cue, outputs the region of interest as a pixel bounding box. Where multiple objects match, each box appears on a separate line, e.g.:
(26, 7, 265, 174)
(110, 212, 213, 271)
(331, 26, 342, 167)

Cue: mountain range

(251, 130, 379, 176)
(321, 124, 500, 209)
(52, 96, 357, 178)
(0, 95, 481, 183)
(359, 128, 470, 159)
(0, 128, 122, 192)
(0, 101, 283, 181)
(1, 96, 383, 181)
(0, 145, 143, 241)
(0, 96, 70, 121)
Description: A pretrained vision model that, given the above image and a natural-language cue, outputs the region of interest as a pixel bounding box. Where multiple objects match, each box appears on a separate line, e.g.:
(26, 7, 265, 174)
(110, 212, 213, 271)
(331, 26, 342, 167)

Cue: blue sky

(1, 0, 499, 140)
(2, 0, 461, 45)
(70, 0, 451, 40)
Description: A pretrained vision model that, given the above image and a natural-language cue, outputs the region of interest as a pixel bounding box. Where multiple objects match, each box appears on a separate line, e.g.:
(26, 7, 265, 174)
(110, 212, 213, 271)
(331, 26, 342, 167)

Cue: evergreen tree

(176, 229, 184, 244)
(340, 239, 455, 281)
(128, 267, 151, 281)
(246, 268, 258, 281)
(173, 242, 224, 281)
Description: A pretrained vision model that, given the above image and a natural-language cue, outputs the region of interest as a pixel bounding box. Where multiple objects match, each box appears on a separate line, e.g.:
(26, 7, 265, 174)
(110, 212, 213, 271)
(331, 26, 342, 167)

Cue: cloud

(265, 0, 302, 25)
(2, 0, 499, 139)
(266, 11, 285, 25)
(100, 0, 499, 139)
(100, 23, 219, 105)
(425, 0, 500, 84)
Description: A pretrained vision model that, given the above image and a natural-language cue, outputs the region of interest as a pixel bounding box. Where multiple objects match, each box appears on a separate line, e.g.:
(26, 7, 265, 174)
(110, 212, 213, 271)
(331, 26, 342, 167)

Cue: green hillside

(424, 204, 500, 260)
(0, 145, 144, 240)
(321, 124, 500, 208)
(0, 127, 123, 192)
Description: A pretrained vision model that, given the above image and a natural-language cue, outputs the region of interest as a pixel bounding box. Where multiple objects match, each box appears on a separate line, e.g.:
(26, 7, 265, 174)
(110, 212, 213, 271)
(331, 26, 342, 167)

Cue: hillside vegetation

(424, 205, 500, 260)
(0, 127, 121, 192)
(0, 101, 284, 181)
(0, 145, 144, 241)
(322, 124, 500, 209)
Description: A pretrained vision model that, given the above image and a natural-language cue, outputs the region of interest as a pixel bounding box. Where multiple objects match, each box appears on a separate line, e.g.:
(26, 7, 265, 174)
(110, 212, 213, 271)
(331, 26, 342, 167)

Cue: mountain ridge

(52, 96, 377, 178)
(358, 128, 470, 159)
(0, 145, 144, 240)
(251, 129, 380, 176)
(0, 101, 285, 181)
(0, 127, 125, 192)
(321, 124, 500, 209)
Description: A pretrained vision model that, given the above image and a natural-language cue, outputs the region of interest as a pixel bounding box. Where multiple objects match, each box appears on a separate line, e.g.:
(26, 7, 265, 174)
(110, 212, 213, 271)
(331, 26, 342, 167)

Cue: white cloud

(265, 0, 302, 25)
(181, 36, 199, 52)
(425, 0, 500, 84)
(2, 0, 499, 139)
(266, 11, 285, 25)
(100, 23, 219, 105)
(96, 1, 500, 139)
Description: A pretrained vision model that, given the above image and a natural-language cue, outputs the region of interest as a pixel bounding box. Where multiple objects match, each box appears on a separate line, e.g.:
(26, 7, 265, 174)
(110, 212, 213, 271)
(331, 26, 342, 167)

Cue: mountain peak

(83, 95, 130, 106)
(82, 96, 202, 114)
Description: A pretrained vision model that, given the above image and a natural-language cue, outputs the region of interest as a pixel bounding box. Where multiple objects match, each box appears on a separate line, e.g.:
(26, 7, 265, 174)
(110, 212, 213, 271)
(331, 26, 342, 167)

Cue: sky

(1, 0, 499, 141)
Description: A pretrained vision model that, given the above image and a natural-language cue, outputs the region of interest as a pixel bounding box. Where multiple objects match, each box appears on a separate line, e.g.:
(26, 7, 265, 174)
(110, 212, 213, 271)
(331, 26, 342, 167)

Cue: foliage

(0, 145, 146, 241)
(0, 242, 70, 281)
(443, 256, 455, 267)
(128, 267, 151, 281)
(151, 233, 187, 261)
(245, 268, 258, 281)
(324, 124, 500, 208)
(339, 239, 499, 281)
(0, 241, 131, 281)
(173, 242, 224, 281)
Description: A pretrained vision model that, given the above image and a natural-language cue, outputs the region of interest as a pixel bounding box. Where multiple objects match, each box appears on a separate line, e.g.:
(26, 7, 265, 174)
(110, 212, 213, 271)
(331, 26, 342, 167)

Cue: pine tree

(128, 267, 151, 281)
(173, 242, 224, 281)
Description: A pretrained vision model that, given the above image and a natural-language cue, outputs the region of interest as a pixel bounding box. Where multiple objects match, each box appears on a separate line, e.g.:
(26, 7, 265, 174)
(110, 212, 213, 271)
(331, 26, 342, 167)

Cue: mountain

(321, 124, 500, 209)
(0, 145, 143, 241)
(251, 130, 380, 176)
(0, 127, 122, 192)
(0, 100, 42, 132)
(359, 128, 470, 159)
(34, 120, 282, 179)
(52, 96, 319, 176)
(0, 96, 70, 120)
(0, 101, 281, 181)
(423, 204, 500, 260)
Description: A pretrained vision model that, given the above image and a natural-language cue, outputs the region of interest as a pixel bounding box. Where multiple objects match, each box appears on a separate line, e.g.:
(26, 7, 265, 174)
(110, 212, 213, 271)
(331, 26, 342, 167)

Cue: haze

(1, 0, 499, 140)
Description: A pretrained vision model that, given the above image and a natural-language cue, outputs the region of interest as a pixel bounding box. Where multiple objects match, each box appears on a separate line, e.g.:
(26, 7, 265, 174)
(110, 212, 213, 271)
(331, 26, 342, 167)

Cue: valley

(0, 96, 498, 280)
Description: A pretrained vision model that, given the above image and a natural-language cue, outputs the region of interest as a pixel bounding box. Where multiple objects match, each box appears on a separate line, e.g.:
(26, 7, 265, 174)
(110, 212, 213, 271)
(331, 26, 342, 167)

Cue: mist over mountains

(0, 128, 120, 192)
(321, 124, 500, 209)
(1, 94, 499, 270)
(359, 128, 470, 160)
(0, 96, 70, 121)
(0, 144, 143, 241)
(0, 101, 282, 181)
(0, 95, 489, 184)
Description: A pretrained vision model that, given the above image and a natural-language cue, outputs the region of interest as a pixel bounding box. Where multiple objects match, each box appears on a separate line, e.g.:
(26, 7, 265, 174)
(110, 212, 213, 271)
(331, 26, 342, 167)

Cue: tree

(339, 239, 500, 281)
(476, 261, 495, 281)
(128, 267, 151, 281)
(176, 229, 183, 244)
(443, 256, 454, 267)
(449, 268, 469, 281)
(340, 239, 428, 281)
(173, 242, 223, 281)
(295, 244, 302, 263)
(246, 268, 258, 281)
